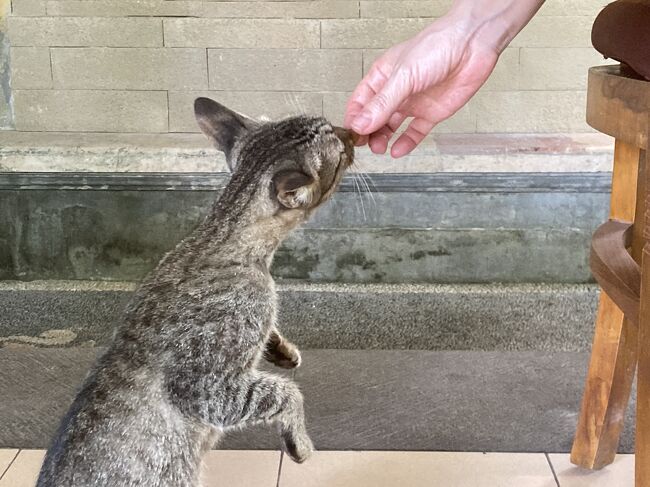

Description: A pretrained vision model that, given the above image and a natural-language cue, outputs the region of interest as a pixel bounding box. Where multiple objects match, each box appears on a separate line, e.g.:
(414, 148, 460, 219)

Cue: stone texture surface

(293, 350, 635, 453)
(169, 91, 323, 132)
(0, 283, 599, 351)
(51, 48, 208, 90)
(9, 0, 44, 16)
(277, 227, 593, 283)
(0, 205, 596, 282)
(480, 48, 521, 91)
(0, 348, 635, 453)
(8, 17, 163, 47)
(475, 91, 589, 133)
(537, 0, 609, 16)
(0, 131, 615, 172)
(9, 47, 52, 90)
(3, 0, 608, 137)
(0, 0, 12, 129)
(202, 1, 357, 19)
(13, 90, 168, 132)
(163, 18, 320, 48)
(519, 48, 609, 90)
(321, 19, 431, 48)
(0, 172, 607, 281)
(321, 91, 352, 126)
(45, 0, 203, 17)
(360, 1, 452, 18)
(0, 348, 104, 449)
(511, 16, 594, 48)
(207, 49, 361, 91)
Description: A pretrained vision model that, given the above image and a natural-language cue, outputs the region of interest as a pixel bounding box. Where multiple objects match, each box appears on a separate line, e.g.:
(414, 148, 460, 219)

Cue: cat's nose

(333, 127, 358, 146)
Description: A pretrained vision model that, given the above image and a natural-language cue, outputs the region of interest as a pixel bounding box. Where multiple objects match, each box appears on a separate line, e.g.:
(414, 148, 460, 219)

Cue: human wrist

(444, 0, 545, 54)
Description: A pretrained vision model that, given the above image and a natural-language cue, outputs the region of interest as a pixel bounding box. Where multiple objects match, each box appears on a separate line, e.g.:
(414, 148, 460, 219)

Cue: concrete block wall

(5, 0, 610, 134)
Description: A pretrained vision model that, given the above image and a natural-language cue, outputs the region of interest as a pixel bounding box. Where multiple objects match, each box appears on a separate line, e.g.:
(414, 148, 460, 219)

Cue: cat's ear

(272, 170, 320, 209)
(194, 97, 255, 169)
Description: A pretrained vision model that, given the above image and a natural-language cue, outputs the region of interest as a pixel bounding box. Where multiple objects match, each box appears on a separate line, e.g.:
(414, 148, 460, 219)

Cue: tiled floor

(0, 449, 634, 487)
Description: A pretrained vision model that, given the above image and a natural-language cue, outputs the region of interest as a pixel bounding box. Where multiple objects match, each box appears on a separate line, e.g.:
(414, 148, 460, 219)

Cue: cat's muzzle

(333, 127, 357, 166)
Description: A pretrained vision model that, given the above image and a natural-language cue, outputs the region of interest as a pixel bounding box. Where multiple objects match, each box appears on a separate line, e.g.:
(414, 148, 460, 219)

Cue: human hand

(344, 19, 498, 158)
(344, 0, 544, 158)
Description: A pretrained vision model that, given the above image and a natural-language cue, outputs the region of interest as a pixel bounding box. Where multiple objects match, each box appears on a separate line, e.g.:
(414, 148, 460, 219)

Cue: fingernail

(351, 113, 372, 132)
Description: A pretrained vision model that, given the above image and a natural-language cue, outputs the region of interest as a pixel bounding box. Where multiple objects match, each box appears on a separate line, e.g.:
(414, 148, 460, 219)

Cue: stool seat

(571, 65, 650, 487)
(587, 65, 649, 150)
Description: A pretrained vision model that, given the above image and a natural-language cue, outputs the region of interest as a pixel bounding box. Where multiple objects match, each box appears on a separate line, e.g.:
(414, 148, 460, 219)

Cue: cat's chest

(207, 275, 277, 326)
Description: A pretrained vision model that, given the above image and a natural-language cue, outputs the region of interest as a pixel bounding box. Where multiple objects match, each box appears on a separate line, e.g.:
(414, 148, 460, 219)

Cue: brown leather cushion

(592, 0, 650, 81)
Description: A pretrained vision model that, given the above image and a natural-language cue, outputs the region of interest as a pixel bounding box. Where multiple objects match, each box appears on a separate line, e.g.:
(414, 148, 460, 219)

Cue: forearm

(445, 0, 546, 53)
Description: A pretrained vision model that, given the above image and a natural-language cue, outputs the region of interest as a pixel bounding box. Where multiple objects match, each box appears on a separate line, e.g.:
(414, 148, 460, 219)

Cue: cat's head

(194, 97, 355, 218)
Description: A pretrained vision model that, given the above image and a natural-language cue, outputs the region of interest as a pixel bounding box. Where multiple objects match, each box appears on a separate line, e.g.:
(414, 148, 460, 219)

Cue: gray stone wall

(0, 0, 13, 129)
(4, 0, 610, 134)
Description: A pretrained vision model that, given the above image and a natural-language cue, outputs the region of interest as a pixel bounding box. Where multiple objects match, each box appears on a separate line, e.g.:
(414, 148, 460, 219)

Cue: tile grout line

(275, 451, 285, 487)
(275, 367, 297, 486)
(0, 450, 21, 481)
(545, 453, 561, 487)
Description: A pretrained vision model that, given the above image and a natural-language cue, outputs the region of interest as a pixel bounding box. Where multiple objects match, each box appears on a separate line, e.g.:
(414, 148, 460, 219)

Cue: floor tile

(0, 450, 280, 487)
(0, 450, 45, 487)
(549, 453, 634, 487)
(0, 450, 18, 480)
(279, 451, 557, 487)
(201, 450, 281, 487)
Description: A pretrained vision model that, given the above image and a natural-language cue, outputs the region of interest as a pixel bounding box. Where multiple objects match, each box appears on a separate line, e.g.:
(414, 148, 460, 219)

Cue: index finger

(343, 80, 377, 129)
(343, 61, 395, 128)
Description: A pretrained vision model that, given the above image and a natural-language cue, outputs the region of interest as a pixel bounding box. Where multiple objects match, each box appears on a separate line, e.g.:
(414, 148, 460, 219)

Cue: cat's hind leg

(263, 329, 302, 369)
(227, 371, 313, 463)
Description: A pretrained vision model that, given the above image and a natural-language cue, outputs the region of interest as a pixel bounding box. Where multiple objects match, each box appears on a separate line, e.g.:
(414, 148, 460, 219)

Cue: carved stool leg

(637, 149, 650, 487)
(571, 141, 643, 469)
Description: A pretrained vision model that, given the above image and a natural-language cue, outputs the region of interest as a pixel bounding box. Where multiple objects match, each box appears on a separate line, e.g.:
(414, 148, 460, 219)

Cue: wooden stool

(571, 65, 650, 485)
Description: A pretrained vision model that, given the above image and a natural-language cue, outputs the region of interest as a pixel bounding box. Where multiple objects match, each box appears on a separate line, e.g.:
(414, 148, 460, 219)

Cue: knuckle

(371, 92, 392, 112)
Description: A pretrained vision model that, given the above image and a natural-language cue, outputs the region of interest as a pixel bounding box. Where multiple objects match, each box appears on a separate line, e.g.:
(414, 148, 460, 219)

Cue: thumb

(350, 71, 411, 135)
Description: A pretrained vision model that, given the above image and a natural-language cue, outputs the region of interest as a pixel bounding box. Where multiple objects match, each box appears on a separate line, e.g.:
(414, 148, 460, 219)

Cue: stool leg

(637, 149, 650, 487)
(571, 141, 643, 470)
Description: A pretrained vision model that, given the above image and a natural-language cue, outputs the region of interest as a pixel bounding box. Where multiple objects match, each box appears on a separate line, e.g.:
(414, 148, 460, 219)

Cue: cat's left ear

(194, 97, 256, 170)
(273, 170, 321, 209)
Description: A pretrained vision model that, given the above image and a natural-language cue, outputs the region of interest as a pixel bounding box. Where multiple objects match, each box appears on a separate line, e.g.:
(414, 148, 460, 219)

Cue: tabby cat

(37, 97, 356, 487)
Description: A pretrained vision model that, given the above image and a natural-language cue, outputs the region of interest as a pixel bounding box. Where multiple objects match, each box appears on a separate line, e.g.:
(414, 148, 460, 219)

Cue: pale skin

(344, 0, 546, 158)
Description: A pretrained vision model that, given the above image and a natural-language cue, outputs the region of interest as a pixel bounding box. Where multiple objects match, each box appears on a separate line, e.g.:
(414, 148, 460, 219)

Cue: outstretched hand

(344, 16, 500, 158)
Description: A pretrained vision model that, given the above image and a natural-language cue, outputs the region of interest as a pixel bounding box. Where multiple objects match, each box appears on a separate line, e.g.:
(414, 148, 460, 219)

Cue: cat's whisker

(350, 164, 376, 209)
(353, 173, 367, 221)
(284, 92, 301, 116)
(284, 93, 297, 115)
(294, 93, 306, 114)
(358, 171, 377, 207)
(288, 92, 304, 115)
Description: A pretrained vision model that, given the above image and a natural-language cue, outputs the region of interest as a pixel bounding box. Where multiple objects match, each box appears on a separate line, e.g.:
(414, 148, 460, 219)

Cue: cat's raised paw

(282, 432, 314, 464)
(265, 340, 302, 369)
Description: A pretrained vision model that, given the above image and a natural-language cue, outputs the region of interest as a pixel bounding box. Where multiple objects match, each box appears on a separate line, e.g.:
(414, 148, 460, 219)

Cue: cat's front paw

(265, 340, 302, 369)
(282, 432, 314, 464)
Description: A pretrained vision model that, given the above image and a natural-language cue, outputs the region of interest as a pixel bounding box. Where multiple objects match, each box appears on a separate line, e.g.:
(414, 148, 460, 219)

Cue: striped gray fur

(36, 97, 356, 487)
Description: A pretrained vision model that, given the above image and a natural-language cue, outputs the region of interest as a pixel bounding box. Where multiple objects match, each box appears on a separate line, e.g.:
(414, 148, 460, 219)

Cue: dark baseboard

(0, 171, 613, 193)
(0, 172, 609, 282)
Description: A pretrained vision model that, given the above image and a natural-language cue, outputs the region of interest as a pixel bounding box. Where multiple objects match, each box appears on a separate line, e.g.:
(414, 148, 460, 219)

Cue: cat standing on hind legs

(36, 98, 356, 487)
